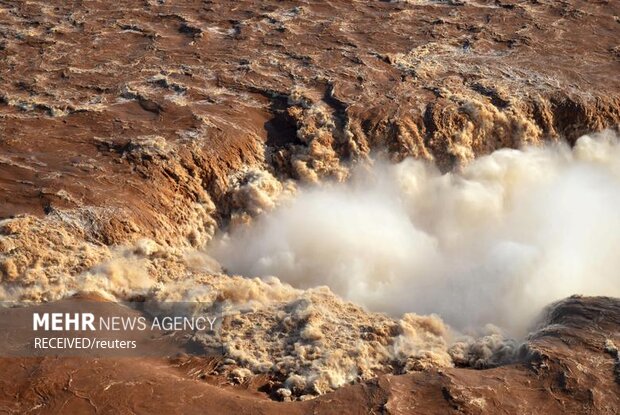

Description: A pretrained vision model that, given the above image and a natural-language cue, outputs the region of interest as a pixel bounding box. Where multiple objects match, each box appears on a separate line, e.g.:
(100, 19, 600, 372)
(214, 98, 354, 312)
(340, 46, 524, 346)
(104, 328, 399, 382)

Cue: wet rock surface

(0, 296, 617, 414)
(0, 0, 619, 413)
(1, 0, 619, 239)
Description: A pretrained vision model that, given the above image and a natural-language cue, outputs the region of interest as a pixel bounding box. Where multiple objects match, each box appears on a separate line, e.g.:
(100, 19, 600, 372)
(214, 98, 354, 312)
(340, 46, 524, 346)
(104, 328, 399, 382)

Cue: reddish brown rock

(0, 1, 619, 413)
(0, 296, 617, 414)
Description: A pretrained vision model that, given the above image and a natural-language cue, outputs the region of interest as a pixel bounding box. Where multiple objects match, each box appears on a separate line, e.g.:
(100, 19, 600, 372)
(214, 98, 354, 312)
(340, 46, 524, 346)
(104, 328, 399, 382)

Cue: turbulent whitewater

(213, 131, 620, 335)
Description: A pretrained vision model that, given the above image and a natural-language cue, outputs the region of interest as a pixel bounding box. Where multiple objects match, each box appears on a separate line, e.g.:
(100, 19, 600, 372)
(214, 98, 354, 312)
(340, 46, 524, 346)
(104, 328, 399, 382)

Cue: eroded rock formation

(0, 0, 619, 413)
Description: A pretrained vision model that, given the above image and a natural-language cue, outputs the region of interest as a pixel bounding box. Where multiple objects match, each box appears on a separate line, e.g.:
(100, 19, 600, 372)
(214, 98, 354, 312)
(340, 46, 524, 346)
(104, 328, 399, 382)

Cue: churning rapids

(213, 131, 620, 336)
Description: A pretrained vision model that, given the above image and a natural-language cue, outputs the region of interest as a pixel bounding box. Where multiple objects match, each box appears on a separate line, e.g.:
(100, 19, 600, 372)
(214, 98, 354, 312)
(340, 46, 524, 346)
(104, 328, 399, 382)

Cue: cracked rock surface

(0, 296, 618, 414)
(1, 0, 619, 240)
(0, 0, 619, 413)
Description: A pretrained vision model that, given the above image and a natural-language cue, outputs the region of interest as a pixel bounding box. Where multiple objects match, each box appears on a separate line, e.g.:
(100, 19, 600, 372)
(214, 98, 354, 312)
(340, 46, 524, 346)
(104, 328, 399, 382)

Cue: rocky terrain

(0, 0, 619, 413)
(0, 296, 618, 414)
